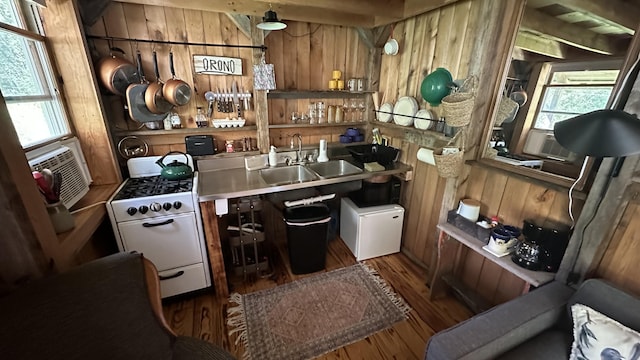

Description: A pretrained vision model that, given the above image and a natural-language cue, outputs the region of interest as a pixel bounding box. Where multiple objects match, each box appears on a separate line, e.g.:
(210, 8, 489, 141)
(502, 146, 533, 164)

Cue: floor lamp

(553, 54, 640, 283)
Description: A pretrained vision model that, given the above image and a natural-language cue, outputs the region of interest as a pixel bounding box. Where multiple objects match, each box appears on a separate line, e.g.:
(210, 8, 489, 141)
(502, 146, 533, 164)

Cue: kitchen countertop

(197, 157, 412, 202)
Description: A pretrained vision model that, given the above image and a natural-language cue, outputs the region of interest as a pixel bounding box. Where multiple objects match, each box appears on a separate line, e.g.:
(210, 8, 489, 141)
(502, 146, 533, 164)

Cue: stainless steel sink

(307, 160, 362, 178)
(260, 165, 319, 186)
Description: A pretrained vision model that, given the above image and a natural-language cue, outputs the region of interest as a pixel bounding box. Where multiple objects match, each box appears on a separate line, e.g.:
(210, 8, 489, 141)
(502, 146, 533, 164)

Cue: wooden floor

(162, 237, 473, 359)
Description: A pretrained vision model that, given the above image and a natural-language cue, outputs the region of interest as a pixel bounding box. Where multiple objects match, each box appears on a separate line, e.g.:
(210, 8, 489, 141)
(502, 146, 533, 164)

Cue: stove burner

(113, 175, 193, 200)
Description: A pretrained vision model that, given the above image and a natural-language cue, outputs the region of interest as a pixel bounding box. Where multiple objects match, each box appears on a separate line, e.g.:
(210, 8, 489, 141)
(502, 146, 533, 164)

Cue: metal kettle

(156, 151, 193, 180)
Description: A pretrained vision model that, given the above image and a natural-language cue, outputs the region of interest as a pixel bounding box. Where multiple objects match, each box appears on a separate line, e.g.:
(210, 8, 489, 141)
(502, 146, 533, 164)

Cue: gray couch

(425, 279, 640, 359)
(0, 252, 234, 360)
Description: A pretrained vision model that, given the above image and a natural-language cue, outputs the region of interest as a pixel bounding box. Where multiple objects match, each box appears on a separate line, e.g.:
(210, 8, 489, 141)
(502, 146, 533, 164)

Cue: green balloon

(421, 68, 453, 106)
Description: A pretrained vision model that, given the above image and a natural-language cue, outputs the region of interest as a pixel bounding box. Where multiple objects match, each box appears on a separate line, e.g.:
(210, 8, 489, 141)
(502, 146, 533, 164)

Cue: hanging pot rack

(87, 35, 267, 51)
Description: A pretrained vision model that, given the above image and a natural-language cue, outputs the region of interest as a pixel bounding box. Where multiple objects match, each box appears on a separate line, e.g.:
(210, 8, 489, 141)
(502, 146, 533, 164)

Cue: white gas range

(106, 154, 211, 298)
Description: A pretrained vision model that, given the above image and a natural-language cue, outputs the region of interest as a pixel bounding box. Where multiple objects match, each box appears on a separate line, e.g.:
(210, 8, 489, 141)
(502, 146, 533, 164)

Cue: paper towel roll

(417, 148, 436, 165)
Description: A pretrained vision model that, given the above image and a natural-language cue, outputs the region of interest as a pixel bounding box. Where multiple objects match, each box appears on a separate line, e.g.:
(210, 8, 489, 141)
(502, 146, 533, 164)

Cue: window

(532, 61, 620, 131)
(0, 0, 70, 148)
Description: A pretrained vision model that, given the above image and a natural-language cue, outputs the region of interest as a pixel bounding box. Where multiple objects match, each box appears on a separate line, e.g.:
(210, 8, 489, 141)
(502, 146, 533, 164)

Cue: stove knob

(163, 202, 172, 211)
(173, 201, 182, 209)
(150, 202, 162, 212)
(127, 207, 137, 216)
(139, 205, 149, 214)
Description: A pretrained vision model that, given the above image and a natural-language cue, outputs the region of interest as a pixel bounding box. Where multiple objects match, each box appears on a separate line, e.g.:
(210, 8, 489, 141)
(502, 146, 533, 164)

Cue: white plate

(384, 38, 399, 55)
(414, 109, 436, 130)
(378, 103, 393, 122)
(393, 96, 418, 126)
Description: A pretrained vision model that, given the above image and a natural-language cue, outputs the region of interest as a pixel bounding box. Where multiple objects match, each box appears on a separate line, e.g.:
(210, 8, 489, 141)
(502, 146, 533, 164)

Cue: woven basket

(441, 76, 477, 127)
(433, 130, 465, 178)
(434, 149, 464, 178)
(495, 96, 518, 126)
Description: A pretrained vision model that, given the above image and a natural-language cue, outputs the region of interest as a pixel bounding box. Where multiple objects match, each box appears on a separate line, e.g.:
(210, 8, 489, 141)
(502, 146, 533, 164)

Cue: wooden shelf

(268, 122, 365, 129)
(57, 183, 120, 251)
(266, 90, 372, 99)
(114, 126, 257, 136)
(438, 222, 555, 287)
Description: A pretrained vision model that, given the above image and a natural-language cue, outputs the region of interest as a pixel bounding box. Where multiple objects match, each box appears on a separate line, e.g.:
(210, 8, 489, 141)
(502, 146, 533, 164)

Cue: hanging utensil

(232, 80, 241, 118)
(510, 85, 528, 107)
(96, 47, 140, 95)
(205, 91, 215, 118)
(145, 50, 173, 114)
(126, 52, 166, 123)
(163, 51, 192, 107)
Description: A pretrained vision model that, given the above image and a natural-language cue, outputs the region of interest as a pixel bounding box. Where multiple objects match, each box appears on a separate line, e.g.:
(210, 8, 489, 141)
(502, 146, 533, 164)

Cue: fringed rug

(227, 263, 411, 360)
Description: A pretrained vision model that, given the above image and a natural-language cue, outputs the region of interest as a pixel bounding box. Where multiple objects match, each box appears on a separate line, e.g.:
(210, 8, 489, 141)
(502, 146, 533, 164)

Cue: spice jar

(195, 107, 208, 128)
(225, 140, 234, 153)
(170, 113, 182, 129)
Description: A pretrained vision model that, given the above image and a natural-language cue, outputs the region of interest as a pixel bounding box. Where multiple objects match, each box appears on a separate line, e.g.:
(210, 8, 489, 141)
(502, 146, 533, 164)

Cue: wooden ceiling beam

(374, 0, 460, 26)
(355, 25, 392, 49)
(546, 0, 638, 35)
(255, 0, 404, 19)
(114, 0, 376, 27)
(403, 0, 460, 19)
(521, 8, 621, 55)
(515, 31, 567, 59)
(225, 13, 252, 40)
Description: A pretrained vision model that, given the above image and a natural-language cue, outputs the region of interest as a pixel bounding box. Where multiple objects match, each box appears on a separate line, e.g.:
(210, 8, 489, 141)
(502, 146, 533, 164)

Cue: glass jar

(308, 102, 317, 124)
(163, 113, 172, 130)
(170, 113, 182, 129)
(327, 105, 336, 123)
(195, 107, 208, 128)
(317, 101, 325, 123)
(225, 140, 234, 153)
(335, 105, 344, 123)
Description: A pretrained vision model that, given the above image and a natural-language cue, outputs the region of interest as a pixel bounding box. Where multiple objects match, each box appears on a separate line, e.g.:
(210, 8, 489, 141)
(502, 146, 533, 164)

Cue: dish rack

(227, 197, 271, 279)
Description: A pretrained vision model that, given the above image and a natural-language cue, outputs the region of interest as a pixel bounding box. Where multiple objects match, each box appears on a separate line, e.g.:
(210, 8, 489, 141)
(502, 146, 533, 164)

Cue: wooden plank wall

(85, 3, 257, 155)
(456, 165, 579, 304)
(264, 23, 369, 147)
(375, 0, 582, 305)
(587, 181, 640, 297)
(375, 0, 476, 270)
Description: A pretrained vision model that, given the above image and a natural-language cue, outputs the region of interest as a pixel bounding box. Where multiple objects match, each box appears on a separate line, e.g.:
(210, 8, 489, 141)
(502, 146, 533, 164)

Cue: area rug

(227, 263, 411, 360)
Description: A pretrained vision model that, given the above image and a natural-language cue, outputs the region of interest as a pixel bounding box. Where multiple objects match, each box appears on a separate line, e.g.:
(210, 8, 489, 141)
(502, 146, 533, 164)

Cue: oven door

(118, 213, 203, 271)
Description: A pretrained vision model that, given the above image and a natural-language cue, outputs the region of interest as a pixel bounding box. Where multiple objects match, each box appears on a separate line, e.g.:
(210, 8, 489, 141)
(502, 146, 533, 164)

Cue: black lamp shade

(257, 10, 287, 30)
(263, 10, 279, 22)
(553, 109, 640, 157)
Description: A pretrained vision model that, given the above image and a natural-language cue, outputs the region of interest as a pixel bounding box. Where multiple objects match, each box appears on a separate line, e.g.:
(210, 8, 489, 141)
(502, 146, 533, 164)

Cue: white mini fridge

(340, 197, 404, 261)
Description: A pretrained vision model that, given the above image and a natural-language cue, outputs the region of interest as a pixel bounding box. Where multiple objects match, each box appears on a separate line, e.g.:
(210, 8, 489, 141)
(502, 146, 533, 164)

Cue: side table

(429, 222, 556, 312)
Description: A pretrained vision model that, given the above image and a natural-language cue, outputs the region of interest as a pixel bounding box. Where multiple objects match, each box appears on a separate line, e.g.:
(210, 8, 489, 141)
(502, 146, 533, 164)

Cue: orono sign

(193, 55, 242, 75)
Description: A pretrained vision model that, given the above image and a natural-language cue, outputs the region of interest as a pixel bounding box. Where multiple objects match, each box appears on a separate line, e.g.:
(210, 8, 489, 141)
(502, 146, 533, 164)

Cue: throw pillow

(570, 303, 640, 360)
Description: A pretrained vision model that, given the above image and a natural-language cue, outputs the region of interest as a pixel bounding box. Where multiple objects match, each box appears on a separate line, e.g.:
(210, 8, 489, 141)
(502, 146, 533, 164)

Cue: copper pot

(162, 51, 192, 106)
(96, 48, 139, 96)
(145, 51, 173, 114)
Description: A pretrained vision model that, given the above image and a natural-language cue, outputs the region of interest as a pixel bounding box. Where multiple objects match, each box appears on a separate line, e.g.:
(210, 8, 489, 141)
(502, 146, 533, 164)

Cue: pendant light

(257, 4, 287, 31)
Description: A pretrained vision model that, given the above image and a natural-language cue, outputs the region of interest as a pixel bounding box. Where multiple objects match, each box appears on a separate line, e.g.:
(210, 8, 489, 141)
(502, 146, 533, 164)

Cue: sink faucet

(290, 133, 303, 163)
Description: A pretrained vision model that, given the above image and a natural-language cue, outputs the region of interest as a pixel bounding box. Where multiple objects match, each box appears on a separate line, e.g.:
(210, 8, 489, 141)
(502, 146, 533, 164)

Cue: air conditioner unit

(26, 138, 92, 208)
(523, 129, 577, 162)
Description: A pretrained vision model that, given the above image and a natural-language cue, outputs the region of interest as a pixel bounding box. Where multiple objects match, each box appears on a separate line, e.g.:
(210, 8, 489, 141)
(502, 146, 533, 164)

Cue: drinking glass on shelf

(342, 99, 350, 123)
(308, 102, 317, 124)
(357, 99, 366, 122)
(349, 98, 358, 122)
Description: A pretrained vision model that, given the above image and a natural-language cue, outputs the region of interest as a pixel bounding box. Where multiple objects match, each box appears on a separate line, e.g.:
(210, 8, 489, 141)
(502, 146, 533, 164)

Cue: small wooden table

(429, 222, 556, 311)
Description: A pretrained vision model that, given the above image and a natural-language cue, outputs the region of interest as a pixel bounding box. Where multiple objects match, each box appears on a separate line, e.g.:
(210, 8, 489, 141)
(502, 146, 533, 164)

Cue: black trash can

(284, 204, 331, 274)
